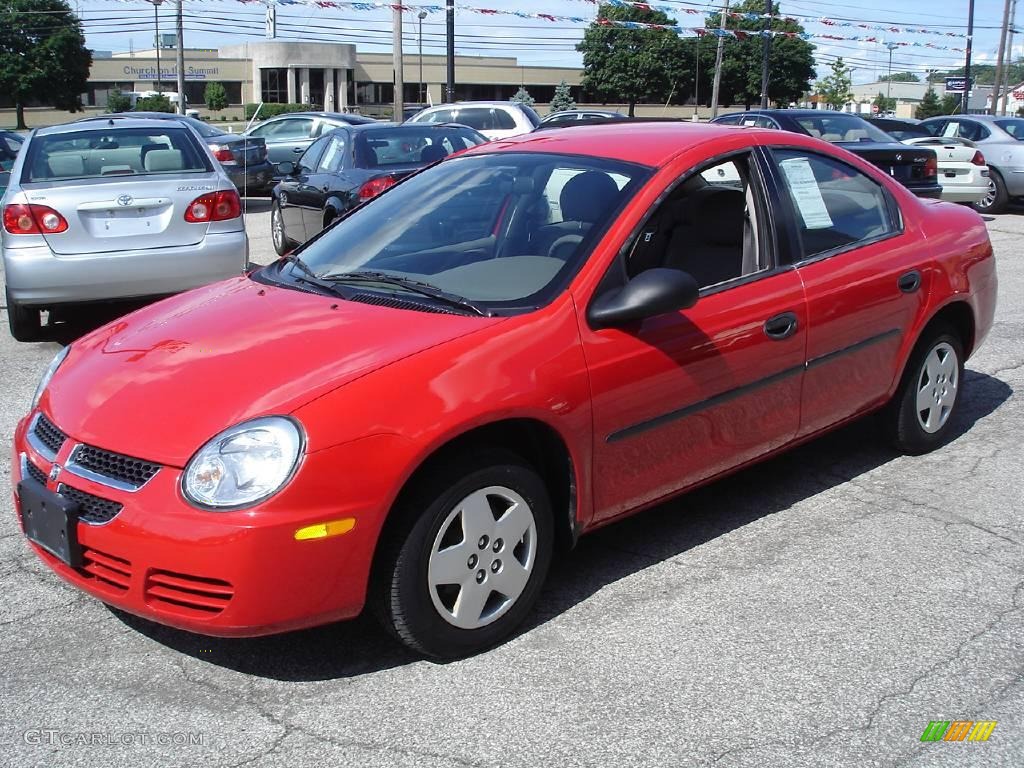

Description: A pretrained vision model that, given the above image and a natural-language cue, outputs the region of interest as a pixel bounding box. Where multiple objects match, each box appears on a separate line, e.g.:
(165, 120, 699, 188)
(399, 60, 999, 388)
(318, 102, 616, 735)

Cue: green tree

(576, 3, 688, 116)
(879, 71, 921, 82)
(0, 0, 92, 129)
(106, 88, 132, 113)
(135, 93, 174, 113)
(548, 80, 576, 113)
(204, 81, 229, 112)
(510, 86, 535, 107)
(915, 87, 943, 119)
(940, 94, 961, 115)
(873, 92, 896, 113)
(816, 58, 854, 110)
(702, 0, 816, 109)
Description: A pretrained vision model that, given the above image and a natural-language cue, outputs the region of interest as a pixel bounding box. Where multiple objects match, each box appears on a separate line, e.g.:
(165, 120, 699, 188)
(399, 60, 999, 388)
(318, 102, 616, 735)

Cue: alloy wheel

(916, 341, 959, 433)
(271, 207, 284, 251)
(427, 485, 538, 630)
(979, 178, 997, 210)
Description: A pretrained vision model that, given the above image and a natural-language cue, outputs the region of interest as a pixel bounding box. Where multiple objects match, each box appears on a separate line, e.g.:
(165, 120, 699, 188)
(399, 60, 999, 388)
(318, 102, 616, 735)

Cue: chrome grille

(70, 445, 160, 490)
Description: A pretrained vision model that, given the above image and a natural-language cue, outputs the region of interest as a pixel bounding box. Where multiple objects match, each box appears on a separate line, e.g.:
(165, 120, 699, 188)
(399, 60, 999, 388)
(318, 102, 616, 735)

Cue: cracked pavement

(0, 199, 1021, 767)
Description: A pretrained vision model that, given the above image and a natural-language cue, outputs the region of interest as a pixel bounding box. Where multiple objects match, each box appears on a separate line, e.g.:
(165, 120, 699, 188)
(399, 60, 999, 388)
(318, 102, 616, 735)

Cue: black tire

(5, 287, 43, 342)
(322, 208, 340, 233)
(973, 169, 1008, 215)
(372, 451, 554, 658)
(270, 200, 295, 257)
(884, 324, 965, 455)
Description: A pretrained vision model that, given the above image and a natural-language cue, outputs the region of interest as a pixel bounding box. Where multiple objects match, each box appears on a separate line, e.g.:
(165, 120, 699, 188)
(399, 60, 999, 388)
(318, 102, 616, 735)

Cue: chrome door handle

(764, 312, 799, 340)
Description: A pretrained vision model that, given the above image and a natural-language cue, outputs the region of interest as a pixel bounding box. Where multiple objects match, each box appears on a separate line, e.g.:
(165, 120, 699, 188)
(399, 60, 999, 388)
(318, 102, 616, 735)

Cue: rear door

(20, 125, 222, 255)
(278, 135, 331, 241)
(299, 132, 349, 237)
(766, 147, 930, 436)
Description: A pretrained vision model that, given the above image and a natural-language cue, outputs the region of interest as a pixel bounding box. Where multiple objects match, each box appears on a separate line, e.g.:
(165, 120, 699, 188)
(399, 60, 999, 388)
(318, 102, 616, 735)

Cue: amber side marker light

(294, 518, 356, 541)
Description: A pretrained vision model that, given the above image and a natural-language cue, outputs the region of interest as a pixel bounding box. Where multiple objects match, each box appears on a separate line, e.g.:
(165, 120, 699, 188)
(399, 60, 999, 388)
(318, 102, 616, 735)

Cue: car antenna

(108, 119, 114, 126)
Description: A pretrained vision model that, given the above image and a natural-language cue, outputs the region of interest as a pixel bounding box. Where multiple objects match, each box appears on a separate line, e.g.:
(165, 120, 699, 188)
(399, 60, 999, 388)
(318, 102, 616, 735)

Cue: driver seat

(532, 171, 620, 259)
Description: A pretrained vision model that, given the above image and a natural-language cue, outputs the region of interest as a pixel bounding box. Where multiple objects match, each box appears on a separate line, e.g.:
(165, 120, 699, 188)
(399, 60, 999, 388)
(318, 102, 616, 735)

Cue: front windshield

(795, 114, 895, 143)
(995, 119, 1024, 140)
(289, 152, 651, 309)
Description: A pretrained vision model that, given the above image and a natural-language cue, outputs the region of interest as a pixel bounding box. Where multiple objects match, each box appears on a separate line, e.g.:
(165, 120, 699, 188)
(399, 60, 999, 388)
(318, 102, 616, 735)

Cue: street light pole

(418, 10, 427, 105)
(886, 42, 898, 102)
(147, 0, 164, 94)
(759, 0, 773, 109)
(445, 0, 455, 101)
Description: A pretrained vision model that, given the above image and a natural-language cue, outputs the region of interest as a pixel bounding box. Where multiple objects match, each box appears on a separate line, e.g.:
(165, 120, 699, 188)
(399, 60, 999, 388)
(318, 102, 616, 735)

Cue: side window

(772, 149, 896, 260)
(958, 121, 990, 141)
(754, 116, 780, 129)
(267, 118, 315, 140)
(492, 109, 517, 130)
(420, 109, 456, 124)
(317, 135, 347, 172)
(299, 135, 331, 172)
(625, 153, 767, 289)
(454, 109, 492, 131)
(715, 114, 741, 125)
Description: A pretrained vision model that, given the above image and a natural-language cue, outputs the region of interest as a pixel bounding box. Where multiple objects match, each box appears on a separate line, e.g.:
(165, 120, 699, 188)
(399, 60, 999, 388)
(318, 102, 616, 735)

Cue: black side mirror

(277, 161, 297, 176)
(588, 268, 699, 329)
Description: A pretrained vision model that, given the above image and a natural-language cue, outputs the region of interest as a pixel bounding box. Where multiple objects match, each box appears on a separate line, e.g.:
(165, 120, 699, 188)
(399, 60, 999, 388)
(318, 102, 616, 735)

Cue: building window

(260, 68, 288, 103)
(83, 82, 136, 108)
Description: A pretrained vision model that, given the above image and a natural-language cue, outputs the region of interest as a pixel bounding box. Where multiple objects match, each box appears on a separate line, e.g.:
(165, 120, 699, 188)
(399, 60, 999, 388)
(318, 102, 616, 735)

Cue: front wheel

(973, 170, 1008, 215)
(270, 200, 295, 257)
(884, 325, 965, 455)
(372, 453, 554, 658)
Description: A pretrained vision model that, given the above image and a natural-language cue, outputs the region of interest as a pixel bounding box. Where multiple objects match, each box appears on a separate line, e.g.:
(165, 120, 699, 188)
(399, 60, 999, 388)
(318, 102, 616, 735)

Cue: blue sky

(72, 0, 1015, 83)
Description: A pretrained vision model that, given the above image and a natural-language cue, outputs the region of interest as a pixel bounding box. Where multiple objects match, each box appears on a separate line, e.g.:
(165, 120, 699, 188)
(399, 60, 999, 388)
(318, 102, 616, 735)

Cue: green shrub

(106, 88, 132, 113)
(204, 81, 229, 112)
(243, 103, 312, 120)
(134, 93, 174, 113)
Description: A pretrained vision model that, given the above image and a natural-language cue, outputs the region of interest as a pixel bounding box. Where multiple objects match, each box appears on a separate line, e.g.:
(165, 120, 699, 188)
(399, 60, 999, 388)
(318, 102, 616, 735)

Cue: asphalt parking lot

(1, 200, 1021, 767)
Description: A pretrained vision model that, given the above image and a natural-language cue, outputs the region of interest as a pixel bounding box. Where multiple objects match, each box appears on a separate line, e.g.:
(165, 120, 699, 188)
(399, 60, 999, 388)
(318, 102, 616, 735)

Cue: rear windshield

(23, 127, 212, 182)
(994, 119, 1024, 139)
(353, 127, 487, 169)
(875, 122, 930, 141)
(794, 114, 894, 143)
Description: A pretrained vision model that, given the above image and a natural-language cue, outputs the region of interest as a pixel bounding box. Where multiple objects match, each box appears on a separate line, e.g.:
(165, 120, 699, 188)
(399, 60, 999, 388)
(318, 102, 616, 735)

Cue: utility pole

(446, 0, 455, 101)
(992, 0, 1012, 114)
(393, 7, 404, 120)
(1000, 0, 1017, 114)
(710, 0, 730, 119)
(962, 0, 975, 114)
(886, 42, 898, 102)
(694, 37, 700, 119)
(759, 0, 773, 109)
(418, 10, 427, 105)
(175, 0, 185, 114)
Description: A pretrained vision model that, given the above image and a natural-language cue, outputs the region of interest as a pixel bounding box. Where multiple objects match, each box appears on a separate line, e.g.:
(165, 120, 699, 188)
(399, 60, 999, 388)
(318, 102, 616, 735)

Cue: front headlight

(183, 416, 304, 510)
(32, 346, 70, 409)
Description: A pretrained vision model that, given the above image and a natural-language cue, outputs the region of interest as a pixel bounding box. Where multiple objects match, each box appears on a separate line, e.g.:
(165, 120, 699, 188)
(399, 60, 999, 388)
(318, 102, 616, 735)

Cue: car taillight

(2, 204, 69, 235)
(971, 151, 986, 166)
(924, 156, 937, 178)
(210, 145, 236, 164)
(184, 190, 242, 223)
(358, 175, 397, 201)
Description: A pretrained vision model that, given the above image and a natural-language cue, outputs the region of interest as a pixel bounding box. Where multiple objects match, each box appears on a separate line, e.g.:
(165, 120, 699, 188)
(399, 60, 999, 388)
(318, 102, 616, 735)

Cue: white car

(872, 118, 990, 205)
(405, 101, 540, 140)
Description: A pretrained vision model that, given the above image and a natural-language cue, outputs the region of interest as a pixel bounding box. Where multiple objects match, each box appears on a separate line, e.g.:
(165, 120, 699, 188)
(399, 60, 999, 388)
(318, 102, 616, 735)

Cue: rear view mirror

(588, 268, 699, 329)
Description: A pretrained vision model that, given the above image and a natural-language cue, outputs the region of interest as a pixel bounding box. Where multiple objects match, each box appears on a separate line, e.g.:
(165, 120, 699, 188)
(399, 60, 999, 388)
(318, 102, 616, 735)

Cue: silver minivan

(2, 118, 248, 341)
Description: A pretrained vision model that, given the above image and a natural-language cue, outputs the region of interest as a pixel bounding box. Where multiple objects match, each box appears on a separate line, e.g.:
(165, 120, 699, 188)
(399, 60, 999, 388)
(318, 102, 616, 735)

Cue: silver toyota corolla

(2, 117, 248, 341)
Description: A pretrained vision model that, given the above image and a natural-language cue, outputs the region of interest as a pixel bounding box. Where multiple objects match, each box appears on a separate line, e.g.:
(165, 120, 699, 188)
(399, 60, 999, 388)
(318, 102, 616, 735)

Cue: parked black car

(712, 109, 941, 198)
(271, 122, 487, 255)
(77, 112, 275, 193)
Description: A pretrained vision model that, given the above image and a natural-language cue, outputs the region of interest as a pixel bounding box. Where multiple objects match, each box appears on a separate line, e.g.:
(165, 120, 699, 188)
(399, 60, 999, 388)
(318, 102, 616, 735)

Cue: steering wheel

(547, 234, 584, 261)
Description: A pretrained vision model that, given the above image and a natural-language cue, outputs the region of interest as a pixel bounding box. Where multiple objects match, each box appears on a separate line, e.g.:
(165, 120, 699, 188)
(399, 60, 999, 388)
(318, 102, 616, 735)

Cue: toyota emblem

(117, 194, 133, 207)
(894, 154, 902, 162)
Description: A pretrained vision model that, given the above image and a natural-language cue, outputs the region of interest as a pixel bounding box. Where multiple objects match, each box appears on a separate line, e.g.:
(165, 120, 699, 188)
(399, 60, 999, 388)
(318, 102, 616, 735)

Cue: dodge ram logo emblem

(117, 194, 133, 207)
(49, 464, 61, 482)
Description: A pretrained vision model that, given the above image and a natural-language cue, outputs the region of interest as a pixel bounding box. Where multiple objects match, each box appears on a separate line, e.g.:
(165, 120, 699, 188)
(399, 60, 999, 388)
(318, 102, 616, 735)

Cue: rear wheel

(372, 451, 554, 658)
(974, 170, 1008, 215)
(884, 324, 964, 455)
(271, 201, 295, 256)
(5, 287, 43, 342)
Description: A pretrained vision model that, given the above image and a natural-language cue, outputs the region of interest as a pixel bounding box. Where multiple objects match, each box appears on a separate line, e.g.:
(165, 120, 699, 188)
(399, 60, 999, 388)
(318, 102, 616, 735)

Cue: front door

(581, 151, 808, 523)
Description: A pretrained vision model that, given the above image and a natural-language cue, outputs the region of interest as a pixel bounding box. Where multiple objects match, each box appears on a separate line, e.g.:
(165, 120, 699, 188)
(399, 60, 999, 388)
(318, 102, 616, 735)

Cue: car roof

(931, 113, 1015, 122)
(421, 102, 525, 110)
(34, 117, 200, 136)
(262, 111, 375, 121)
(466, 121, 796, 166)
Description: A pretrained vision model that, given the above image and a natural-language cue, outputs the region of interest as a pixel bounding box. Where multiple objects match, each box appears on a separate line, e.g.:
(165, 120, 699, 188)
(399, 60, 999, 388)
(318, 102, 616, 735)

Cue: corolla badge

(117, 194, 134, 207)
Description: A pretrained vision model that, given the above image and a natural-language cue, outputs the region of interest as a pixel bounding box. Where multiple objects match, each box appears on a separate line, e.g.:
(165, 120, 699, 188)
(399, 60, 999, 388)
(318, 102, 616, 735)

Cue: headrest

(559, 171, 620, 223)
(48, 154, 84, 177)
(144, 149, 183, 172)
(420, 143, 447, 163)
(693, 188, 745, 246)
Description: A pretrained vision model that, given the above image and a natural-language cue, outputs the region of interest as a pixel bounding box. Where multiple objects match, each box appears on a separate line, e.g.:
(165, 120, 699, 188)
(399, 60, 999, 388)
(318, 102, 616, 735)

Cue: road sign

(945, 77, 974, 93)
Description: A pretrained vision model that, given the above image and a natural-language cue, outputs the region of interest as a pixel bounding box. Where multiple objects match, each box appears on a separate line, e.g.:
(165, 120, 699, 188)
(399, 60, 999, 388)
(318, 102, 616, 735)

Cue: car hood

(42, 275, 500, 467)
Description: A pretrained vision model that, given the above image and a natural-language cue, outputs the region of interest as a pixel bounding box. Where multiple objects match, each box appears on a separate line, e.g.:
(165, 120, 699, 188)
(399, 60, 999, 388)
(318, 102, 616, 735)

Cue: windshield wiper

(280, 253, 349, 299)
(319, 270, 490, 317)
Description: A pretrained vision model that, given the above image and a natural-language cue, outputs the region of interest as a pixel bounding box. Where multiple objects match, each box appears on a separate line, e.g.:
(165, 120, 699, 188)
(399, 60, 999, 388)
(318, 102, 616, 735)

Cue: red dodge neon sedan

(12, 122, 997, 657)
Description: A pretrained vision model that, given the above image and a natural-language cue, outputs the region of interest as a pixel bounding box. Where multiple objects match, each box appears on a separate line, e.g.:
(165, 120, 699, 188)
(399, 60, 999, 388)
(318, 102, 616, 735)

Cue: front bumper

(3, 231, 248, 307)
(11, 413, 384, 637)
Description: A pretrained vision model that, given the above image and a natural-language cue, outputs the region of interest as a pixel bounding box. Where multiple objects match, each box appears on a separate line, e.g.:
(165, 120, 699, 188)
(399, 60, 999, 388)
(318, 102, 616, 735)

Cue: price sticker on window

(779, 157, 833, 229)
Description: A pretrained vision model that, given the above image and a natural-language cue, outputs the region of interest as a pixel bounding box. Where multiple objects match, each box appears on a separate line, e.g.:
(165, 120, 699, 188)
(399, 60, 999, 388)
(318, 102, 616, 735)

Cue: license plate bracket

(18, 478, 82, 567)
